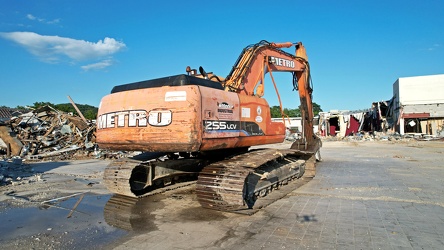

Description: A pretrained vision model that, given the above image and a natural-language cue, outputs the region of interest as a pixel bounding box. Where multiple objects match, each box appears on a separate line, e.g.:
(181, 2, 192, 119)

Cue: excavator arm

(224, 40, 307, 95)
(223, 40, 321, 155)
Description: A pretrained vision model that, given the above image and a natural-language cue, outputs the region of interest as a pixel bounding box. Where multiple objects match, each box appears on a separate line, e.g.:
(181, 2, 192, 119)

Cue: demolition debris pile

(320, 131, 444, 143)
(0, 105, 96, 161)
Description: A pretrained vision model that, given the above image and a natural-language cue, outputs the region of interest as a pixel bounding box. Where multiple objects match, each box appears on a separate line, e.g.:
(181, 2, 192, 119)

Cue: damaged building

(318, 100, 395, 137)
(319, 110, 362, 137)
(390, 74, 444, 136)
(318, 74, 444, 138)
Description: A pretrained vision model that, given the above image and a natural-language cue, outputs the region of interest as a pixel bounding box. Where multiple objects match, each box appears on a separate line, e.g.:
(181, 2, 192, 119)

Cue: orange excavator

(96, 40, 321, 211)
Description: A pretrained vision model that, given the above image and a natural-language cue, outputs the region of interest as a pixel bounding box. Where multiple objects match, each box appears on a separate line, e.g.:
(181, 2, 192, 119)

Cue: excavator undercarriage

(103, 142, 320, 212)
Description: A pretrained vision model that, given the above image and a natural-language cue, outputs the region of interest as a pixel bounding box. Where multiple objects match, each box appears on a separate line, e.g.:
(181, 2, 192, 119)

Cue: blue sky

(1, 0, 443, 112)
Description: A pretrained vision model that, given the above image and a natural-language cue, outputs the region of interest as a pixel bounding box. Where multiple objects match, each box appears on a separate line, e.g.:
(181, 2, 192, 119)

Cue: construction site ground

(0, 140, 443, 249)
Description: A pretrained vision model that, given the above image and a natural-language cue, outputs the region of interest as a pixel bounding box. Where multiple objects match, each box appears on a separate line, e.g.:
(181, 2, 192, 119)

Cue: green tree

(55, 103, 74, 113)
(270, 106, 282, 118)
(284, 107, 300, 117)
(31, 101, 56, 109)
(16, 101, 98, 120)
(270, 102, 322, 118)
(83, 109, 97, 120)
(312, 102, 323, 116)
(55, 103, 98, 120)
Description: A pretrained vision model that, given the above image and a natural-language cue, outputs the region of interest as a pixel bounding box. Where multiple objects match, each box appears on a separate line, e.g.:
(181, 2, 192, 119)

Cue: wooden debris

(0, 105, 96, 160)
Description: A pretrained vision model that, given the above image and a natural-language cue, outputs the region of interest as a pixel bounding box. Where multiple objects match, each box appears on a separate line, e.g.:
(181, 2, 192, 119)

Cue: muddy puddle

(0, 186, 229, 249)
(0, 193, 168, 248)
(0, 194, 126, 249)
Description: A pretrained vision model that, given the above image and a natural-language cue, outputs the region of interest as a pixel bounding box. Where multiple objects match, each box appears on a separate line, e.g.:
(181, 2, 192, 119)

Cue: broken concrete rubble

(321, 130, 444, 143)
(0, 157, 42, 186)
(0, 105, 97, 161)
(0, 105, 140, 187)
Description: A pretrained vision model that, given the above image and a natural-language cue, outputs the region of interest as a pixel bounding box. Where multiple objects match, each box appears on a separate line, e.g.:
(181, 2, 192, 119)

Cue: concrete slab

(225, 141, 444, 250)
(1, 140, 443, 249)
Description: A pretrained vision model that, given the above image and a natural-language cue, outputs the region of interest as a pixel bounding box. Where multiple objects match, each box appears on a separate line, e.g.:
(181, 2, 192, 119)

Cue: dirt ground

(0, 139, 443, 249)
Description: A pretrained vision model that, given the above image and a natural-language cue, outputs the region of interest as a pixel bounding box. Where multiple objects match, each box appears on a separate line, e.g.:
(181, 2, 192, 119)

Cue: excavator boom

(223, 40, 320, 154)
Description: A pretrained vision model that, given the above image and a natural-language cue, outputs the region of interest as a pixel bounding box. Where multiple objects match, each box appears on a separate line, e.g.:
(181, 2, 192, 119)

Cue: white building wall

(393, 74, 444, 135)
(396, 74, 444, 105)
(272, 117, 302, 132)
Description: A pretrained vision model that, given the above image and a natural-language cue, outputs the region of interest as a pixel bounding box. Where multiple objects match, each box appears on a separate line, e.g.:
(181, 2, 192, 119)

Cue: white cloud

(0, 31, 126, 69)
(26, 14, 36, 20)
(47, 18, 61, 24)
(426, 44, 440, 51)
(81, 59, 113, 71)
(26, 14, 60, 24)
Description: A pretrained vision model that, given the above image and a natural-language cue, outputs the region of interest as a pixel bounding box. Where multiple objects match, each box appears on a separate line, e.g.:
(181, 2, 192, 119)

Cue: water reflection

(103, 194, 165, 232)
(0, 194, 126, 249)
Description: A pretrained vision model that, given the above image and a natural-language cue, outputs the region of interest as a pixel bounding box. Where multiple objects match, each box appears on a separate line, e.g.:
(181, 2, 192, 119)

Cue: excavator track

(104, 158, 141, 197)
(104, 153, 209, 198)
(196, 148, 307, 212)
(103, 148, 314, 213)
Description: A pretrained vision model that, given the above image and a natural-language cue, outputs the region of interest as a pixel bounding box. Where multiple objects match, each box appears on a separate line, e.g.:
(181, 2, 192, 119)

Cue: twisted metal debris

(0, 105, 96, 161)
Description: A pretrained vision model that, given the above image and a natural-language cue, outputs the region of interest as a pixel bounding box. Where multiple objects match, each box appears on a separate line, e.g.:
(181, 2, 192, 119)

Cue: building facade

(392, 74, 444, 136)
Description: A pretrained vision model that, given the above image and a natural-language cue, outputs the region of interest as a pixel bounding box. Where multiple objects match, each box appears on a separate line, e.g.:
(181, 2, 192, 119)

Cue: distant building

(272, 117, 302, 133)
(318, 110, 365, 137)
(271, 116, 319, 135)
(312, 74, 444, 137)
(391, 74, 444, 135)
